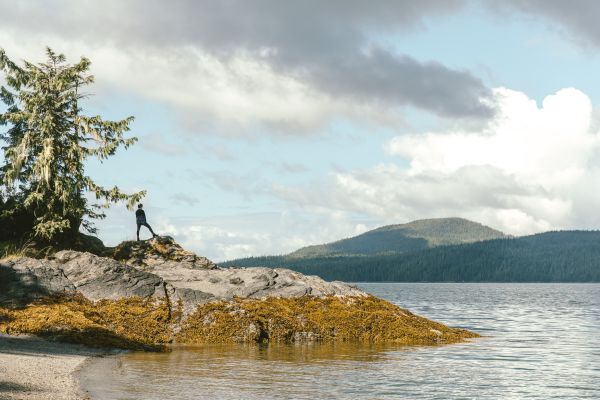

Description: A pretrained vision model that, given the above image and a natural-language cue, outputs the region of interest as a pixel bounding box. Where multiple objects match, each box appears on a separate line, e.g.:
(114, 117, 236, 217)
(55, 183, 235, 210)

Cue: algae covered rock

(0, 237, 480, 349)
(110, 236, 216, 270)
(177, 295, 478, 345)
(0, 295, 175, 351)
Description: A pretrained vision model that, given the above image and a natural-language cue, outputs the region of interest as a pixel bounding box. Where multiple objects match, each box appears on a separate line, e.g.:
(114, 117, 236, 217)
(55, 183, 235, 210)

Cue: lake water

(80, 283, 600, 399)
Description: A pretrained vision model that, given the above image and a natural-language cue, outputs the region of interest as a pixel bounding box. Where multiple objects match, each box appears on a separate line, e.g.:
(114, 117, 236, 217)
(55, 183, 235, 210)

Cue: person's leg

(143, 222, 157, 237)
(137, 223, 141, 241)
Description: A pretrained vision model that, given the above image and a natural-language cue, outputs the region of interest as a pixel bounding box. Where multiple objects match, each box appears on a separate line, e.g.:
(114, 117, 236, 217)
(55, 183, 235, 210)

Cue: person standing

(136, 204, 157, 241)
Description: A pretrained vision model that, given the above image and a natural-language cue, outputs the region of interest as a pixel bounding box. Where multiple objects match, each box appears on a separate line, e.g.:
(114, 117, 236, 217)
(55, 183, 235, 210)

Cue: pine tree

(0, 47, 145, 243)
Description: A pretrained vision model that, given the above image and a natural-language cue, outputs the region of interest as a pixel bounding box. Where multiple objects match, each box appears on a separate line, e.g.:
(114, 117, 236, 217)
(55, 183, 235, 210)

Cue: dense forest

(222, 231, 600, 282)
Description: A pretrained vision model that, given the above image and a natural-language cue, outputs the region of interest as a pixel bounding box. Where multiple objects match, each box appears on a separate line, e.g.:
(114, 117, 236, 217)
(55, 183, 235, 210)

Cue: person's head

(138, 203, 143, 209)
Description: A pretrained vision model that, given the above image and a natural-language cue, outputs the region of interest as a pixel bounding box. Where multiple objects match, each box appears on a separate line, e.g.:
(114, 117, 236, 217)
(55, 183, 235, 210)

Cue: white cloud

(274, 87, 600, 236)
(0, 0, 493, 137)
(147, 211, 378, 262)
(388, 88, 594, 187)
(91, 47, 340, 134)
(0, 34, 408, 136)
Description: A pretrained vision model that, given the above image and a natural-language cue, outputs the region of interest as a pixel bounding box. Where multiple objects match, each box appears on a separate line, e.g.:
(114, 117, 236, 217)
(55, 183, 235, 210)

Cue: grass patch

(0, 233, 107, 261)
(0, 240, 53, 260)
(177, 295, 479, 345)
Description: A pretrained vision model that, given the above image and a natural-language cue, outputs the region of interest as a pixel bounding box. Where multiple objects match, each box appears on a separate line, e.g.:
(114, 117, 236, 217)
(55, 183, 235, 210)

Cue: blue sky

(3, 1, 600, 261)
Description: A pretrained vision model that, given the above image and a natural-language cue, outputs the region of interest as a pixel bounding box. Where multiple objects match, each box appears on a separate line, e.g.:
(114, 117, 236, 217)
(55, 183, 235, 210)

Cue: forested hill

(287, 217, 507, 258)
(221, 231, 600, 282)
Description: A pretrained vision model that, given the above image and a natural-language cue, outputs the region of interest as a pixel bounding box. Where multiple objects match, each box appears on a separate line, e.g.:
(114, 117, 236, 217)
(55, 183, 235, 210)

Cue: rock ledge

(0, 237, 478, 348)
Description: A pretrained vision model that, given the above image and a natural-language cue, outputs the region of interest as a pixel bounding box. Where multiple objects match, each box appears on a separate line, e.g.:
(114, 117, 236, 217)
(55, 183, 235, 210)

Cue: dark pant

(137, 222, 156, 240)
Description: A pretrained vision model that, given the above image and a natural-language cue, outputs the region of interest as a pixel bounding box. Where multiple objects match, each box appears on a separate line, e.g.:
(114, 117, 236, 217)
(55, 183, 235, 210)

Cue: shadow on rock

(0, 263, 56, 309)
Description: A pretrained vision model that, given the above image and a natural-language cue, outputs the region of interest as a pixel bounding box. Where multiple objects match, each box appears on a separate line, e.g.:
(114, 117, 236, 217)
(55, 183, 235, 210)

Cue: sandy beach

(0, 334, 104, 400)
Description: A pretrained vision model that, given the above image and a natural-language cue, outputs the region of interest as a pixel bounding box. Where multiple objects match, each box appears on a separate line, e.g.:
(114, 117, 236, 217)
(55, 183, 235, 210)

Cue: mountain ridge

(288, 217, 508, 258)
(222, 220, 600, 282)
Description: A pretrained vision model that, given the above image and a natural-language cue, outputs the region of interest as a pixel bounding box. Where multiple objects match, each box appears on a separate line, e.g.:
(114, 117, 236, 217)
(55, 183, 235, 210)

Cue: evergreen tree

(0, 47, 145, 243)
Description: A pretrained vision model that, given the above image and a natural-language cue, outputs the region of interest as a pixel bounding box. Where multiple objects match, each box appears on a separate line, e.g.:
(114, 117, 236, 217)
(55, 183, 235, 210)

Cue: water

(80, 283, 600, 399)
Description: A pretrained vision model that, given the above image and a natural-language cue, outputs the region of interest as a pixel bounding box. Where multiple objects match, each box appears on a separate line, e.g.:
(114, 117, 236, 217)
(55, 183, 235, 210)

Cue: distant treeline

(221, 231, 600, 282)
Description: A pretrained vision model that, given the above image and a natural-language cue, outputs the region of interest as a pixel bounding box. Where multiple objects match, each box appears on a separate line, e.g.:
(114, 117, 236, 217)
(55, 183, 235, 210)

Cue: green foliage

(0, 47, 145, 243)
(0, 190, 35, 240)
(223, 231, 600, 282)
(288, 218, 506, 258)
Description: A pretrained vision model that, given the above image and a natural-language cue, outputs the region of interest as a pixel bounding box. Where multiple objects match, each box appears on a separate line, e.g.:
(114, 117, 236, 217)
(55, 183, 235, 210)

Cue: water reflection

(152, 342, 411, 363)
(82, 342, 432, 400)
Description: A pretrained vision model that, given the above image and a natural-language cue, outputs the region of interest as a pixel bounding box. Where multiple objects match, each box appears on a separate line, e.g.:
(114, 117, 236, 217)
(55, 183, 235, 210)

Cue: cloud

(280, 162, 309, 174)
(0, 0, 494, 135)
(187, 169, 268, 198)
(171, 193, 200, 207)
(491, 1, 600, 49)
(273, 87, 600, 235)
(151, 211, 376, 262)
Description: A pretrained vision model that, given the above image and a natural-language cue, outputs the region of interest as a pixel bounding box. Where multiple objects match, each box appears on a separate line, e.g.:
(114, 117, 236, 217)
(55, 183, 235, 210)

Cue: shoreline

(0, 334, 106, 400)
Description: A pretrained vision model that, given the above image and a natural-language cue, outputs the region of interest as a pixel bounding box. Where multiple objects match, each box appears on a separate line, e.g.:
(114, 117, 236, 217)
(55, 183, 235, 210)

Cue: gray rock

(54, 251, 166, 301)
(1, 249, 366, 314)
(0, 257, 75, 306)
(145, 263, 364, 298)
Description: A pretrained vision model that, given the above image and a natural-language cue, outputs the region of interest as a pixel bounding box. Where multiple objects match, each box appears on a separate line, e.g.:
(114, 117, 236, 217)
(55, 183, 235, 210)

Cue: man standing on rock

(136, 204, 157, 241)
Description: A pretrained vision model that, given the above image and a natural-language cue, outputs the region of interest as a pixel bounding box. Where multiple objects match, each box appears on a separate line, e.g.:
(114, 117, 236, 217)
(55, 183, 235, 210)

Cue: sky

(3, 1, 600, 261)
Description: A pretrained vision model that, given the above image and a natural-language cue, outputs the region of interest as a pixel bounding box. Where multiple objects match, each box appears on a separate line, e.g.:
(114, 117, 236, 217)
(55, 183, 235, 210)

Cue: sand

(0, 334, 104, 400)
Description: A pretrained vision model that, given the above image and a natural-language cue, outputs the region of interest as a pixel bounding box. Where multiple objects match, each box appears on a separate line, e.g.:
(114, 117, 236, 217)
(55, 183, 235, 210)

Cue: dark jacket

(135, 209, 146, 224)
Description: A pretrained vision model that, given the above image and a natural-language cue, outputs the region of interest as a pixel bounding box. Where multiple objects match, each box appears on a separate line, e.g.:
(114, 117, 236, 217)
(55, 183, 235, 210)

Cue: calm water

(80, 283, 600, 399)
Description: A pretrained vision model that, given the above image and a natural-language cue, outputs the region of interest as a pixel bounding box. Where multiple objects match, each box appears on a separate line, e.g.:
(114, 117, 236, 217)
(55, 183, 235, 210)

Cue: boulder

(147, 262, 364, 313)
(55, 251, 166, 301)
(109, 236, 216, 270)
(0, 257, 75, 306)
(1, 246, 364, 313)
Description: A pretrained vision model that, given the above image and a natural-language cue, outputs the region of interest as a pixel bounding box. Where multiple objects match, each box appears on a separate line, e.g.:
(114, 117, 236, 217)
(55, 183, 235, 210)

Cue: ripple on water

(80, 283, 600, 400)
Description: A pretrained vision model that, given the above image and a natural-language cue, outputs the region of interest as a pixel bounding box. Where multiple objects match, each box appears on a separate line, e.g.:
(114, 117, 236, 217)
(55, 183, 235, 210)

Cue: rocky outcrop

(0, 237, 479, 347)
(146, 262, 364, 312)
(109, 236, 216, 270)
(0, 257, 75, 306)
(1, 244, 364, 313)
(2, 251, 165, 305)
